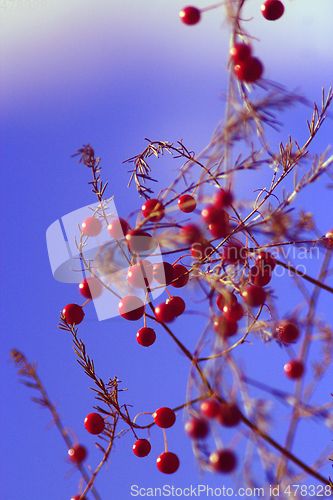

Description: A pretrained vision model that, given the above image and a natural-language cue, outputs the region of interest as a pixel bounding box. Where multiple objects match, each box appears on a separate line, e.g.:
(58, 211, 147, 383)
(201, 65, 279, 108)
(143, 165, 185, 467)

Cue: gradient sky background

(1, 1, 333, 499)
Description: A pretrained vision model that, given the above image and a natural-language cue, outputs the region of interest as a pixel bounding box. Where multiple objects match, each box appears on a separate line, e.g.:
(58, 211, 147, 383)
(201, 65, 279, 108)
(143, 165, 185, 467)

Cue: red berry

(249, 265, 272, 287)
(153, 407, 176, 428)
(156, 452, 180, 474)
(217, 403, 241, 427)
(79, 278, 103, 299)
(200, 399, 220, 419)
(108, 218, 130, 240)
(179, 6, 201, 25)
(127, 260, 153, 289)
(214, 189, 234, 207)
(154, 302, 176, 323)
(81, 217, 102, 237)
(256, 251, 276, 272)
(126, 230, 156, 254)
(234, 57, 263, 83)
(191, 240, 214, 260)
(185, 418, 209, 439)
(216, 292, 237, 312)
(133, 438, 151, 457)
(277, 321, 299, 343)
(118, 295, 144, 321)
(180, 224, 202, 244)
(171, 264, 189, 288)
(201, 205, 229, 225)
(325, 229, 333, 249)
(166, 296, 185, 317)
(84, 413, 105, 435)
(136, 327, 156, 347)
(68, 444, 87, 464)
(178, 194, 197, 213)
(62, 303, 85, 325)
(242, 285, 266, 308)
(209, 220, 230, 239)
(222, 242, 246, 265)
(153, 262, 175, 286)
(213, 316, 238, 338)
(230, 43, 251, 64)
(261, 0, 284, 21)
(71, 496, 88, 500)
(284, 360, 304, 379)
(209, 449, 237, 473)
(142, 199, 165, 222)
(223, 301, 244, 322)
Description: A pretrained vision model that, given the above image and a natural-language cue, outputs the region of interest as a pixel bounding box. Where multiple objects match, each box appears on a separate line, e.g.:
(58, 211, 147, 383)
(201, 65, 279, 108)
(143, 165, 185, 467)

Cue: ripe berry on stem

(213, 316, 238, 338)
(153, 407, 176, 428)
(223, 301, 244, 322)
(108, 218, 130, 240)
(242, 286, 266, 308)
(118, 296, 144, 321)
(201, 206, 229, 225)
(284, 360, 304, 379)
(216, 292, 237, 312)
(249, 265, 272, 287)
(126, 230, 156, 254)
(256, 251, 276, 272)
(261, 0, 284, 21)
(133, 438, 151, 457)
(178, 194, 197, 213)
(153, 262, 175, 286)
(68, 444, 87, 464)
(234, 57, 263, 83)
(141, 199, 165, 222)
(79, 278, 103, 299)
(185, 417, 209, 439)
(82, 217, 102, 237)
(62, 304, 85, 325)
(136, 327, 156, 347)
(214, 188, 234, 207)
(127, 260, 153, 289)
(277, 321, 299, 343)
(208, 220, 230, 239)
(156, 452, 180, 474)
(230, 43, 251, 64)
(200, 399, 220, 419)
(154, 302, 176, 323)
(209, 449, 237, 473)
(84, 413, 105, 435)
(171, 264, 189, 288)
(166, 296, 185, 317)
(71, 496, 87, 500)
(179, 6, 201, 25)
(217, 403, 241, 427)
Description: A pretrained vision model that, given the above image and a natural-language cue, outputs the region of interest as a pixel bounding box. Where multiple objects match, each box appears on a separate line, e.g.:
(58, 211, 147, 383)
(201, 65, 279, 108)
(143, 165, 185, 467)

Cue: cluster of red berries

(179, 1, 284, 26)
(179, 1, 285, 83)
(64, 192, 305, 383)
(276, 321, 304, 379)
(133, 407, 179, 474)
(230, 42, 263, 83)
(69, 413, 105, 498)
(185, 398, 240, 473)
(67, 413, 106, 469)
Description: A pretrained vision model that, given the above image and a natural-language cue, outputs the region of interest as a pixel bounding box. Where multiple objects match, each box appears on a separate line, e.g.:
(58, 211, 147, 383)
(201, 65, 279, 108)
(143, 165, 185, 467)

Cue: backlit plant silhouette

(11, 1, 333, 499)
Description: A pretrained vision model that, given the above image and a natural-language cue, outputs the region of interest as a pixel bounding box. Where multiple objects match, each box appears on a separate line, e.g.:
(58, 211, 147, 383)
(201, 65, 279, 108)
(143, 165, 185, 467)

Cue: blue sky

(1, 1, 333, 499)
